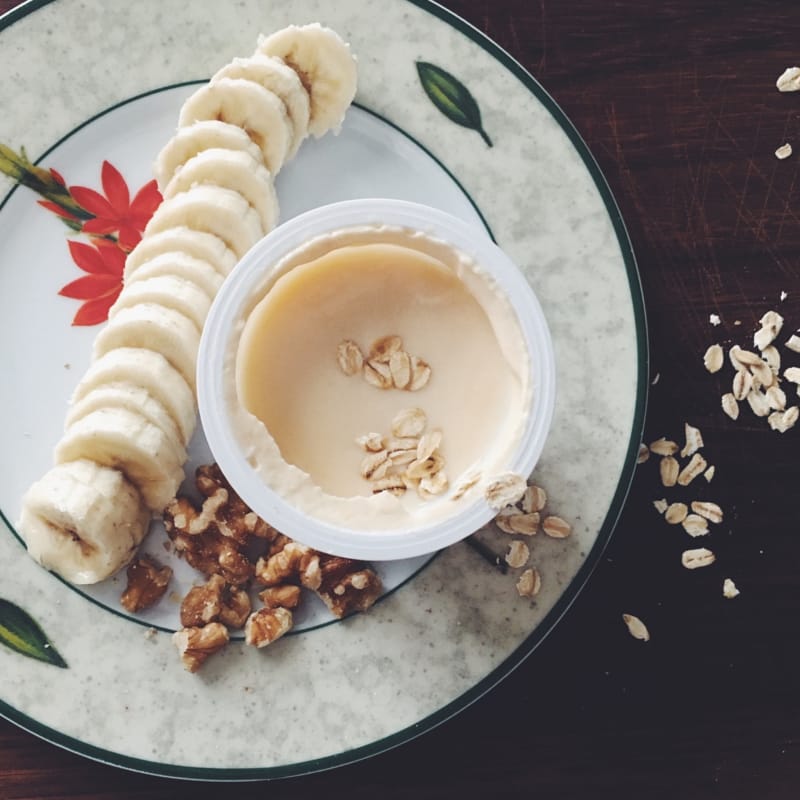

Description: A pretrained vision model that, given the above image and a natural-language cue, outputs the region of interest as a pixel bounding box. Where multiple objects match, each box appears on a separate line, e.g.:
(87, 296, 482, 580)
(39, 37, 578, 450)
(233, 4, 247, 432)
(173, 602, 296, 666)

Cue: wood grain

(2, 0, 800, 797)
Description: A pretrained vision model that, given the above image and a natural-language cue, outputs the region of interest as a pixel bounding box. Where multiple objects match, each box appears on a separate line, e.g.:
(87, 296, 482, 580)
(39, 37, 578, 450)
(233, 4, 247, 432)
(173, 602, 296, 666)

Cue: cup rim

(197, 198, 556, 560)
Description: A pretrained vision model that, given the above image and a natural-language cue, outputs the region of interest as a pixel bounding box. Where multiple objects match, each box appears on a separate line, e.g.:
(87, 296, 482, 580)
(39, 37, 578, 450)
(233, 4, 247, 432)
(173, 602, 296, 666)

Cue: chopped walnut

(120, 556, 172, 613)
(173, 623, 229, 673)
(255, 541, 321, 590)
(245, 607, 293, 648)
(259, 585, 302, 609)
(180, 574, 251, 630)
(315, 554, 383, 617)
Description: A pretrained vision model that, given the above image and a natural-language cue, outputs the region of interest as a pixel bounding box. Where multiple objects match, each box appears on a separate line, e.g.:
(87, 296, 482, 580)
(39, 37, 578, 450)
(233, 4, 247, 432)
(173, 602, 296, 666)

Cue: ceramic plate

(0, 0, 645, 779)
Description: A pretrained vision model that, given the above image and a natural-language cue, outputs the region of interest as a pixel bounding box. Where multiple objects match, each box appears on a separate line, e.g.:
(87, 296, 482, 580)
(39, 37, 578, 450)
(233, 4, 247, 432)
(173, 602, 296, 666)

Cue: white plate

(0, 0, 645, 779)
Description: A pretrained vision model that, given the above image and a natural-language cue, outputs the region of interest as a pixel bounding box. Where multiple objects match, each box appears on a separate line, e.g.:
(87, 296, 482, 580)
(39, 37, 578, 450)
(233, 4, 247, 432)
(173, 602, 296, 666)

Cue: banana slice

(144, 184, 263, 260)
(256, 23, 357, 137)
(92, 303, 200, 392)
(54, 407, 186, 512)
(73, 347, 195, 445)
(213, 55, 310, 157)
(124, 251, 224, 299)
(153, 119, 264, 190)
(163, 148, 279, 233)
(109, 275, 211, 332)
(65, 381, 184, 456)
(178, 78, 292, 175)
(125, 226, 237, 280)
(19, 460, 150, 584)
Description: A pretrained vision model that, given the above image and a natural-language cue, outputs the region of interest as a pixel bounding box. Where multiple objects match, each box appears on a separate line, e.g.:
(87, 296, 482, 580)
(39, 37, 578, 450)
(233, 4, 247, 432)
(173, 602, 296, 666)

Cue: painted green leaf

(0, 599, 68, 668)
(416, 61, 493, 147)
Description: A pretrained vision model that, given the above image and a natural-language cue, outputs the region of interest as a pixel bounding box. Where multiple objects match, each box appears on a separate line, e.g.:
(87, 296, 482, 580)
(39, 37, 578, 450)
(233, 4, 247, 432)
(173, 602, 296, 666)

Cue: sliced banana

(73, 347, 196, 445)
(163, 148, 279, 233)
(153, 119, 264, 191)
(92, 303, 200, 392)
(178, 78, 292, 175)
(54, 407, 186, 512)
(65, 381, 184, 456)
(256, 23, 357, 137)
(124, 251, 224, 299)
(125, 226, 237, 280)
(144, 184, 263, 260)
(213, 54, 310, 157)
(109, 275, 211, 333)
(19, 460, 150, 584)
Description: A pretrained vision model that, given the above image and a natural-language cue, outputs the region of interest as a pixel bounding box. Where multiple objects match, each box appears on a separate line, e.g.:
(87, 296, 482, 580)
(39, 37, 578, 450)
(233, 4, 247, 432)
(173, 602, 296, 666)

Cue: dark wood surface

(2, 0, 800, 797)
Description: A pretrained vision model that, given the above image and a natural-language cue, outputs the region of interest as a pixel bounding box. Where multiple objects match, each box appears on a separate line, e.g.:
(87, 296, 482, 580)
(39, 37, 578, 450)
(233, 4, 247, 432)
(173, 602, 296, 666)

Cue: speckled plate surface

(0, 0, 645, 779)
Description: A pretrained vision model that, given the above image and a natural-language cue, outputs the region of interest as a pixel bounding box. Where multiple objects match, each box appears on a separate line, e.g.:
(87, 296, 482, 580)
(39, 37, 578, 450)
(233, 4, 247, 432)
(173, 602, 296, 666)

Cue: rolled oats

(649, 438, 679, 456)
(508, 512, 540, 536)
(704, 465, 716, 482)
(522, 485, 547, 513)
(653, 498, 669, 514)
(389, 350, 412, 389)
(419, 470, 449, 497)
(681, 547, 716, 569)
(733, 347, 763, 368)
(622, 613, 650, 642)
(680, 423, 704, 458)
(733, 370, 753, 401)
(356, 432, 384, 452)
(408, 356, 432, 391)
(391, 407, 427, 438)
(721, 393, 740, 420)
(664, 502, 688, 525)
(369, 334, 403, 361)
(451, 471, 480, 501)
(660, 456, 680, 487)
(677, 453, 707, 486)
(776, 66, 800, 91)
(637, 443, 650, 464)
(416, 429, 443, 462)
(766, 385, 787, 411)
(785, 334, 800, 353)
(746, 389, 771, 417)
(723, 578, 740, 599)
(784, 366, 800, 384)
(755, 310, 784, 347)
(750, 359, 774, 389)
(485, 473, 528, 510)
(703, 344, 724, 373)
(505, 540, 530, 568)
(336, 339, 364, 376)
(360, 450, 390, 480)
(768, 406, 799, 432)
(372, 476, 406, 496)
(364, 359, 393, 389)
(690, 501, 723, 524)
(542, 515, 571, 538)
(775, 143, 793, 160)
(495, 507, 523, 534)
(762, 345, 781, 372)
(682, 514, 709, 537)
(516, 567, 541, 597)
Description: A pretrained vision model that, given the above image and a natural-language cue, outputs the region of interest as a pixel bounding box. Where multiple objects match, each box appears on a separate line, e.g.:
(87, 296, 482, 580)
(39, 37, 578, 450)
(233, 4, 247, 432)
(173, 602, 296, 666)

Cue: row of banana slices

(19, 24, 358, 584)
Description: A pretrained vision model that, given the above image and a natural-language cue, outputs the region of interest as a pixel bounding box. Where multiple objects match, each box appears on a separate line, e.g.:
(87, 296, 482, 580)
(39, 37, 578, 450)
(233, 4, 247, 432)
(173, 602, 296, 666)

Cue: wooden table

(2, 1, 799, 797)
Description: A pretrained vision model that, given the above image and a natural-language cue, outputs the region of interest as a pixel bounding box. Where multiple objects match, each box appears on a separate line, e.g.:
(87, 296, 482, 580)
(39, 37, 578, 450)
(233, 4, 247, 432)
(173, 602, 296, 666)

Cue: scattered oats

(780, 291, 788, 301)
(750, 359, 775, 389)
(451, 471, 480, 501)
(542, 515, 571, 538)
(784, 366, 800, 384)
(762, 345, 781, 372)
(660, 456, 680, 487)
(356, 432, 384, 452)
(732, 347, 763, 367)
(391, 407, 427, 438)
(665, 502, 688, 525)
(709, 314, 721, 326)
(649, 437, 679, 456)
(408, 356, 432, 391)
(143, 627, 157, 641)
(372, 476, 406, 496)
(516, 567, 541, 597)
(734, 320, 742, 326)
(360, 450, 390, 480)
(746, 389, 772, 417)
(681, 547, 716, 569)
(766, 384, 787, 411)
(651, 373, 661, 385)
(389, 350, 412, 389)
(691, 501, 723, 524)
(760, 309, 783, 338)
(653, 498, 669, 514)
(723, 578, 740, 599)
(336, 339, 364, 376)
(729, 345, 747, 371)
(704, 465, 716, 482)
(508, 512, 540, 536)
(732, 370, 752, 401)
(785, 334, 800, 353)
(775, 143, 793, 160)
(680, 423, 704, 458)
(703, 343, 724, 373)
(776, 66, 800, 92)
(505, 540, 530, 568)
(419, 470, 449, 497)
(721, 392, 739, 420)
(622, 613, 650, 642)
(677, 453, 707, 486)
(416, 428, 443, 461)
(369, 334, 403, 361)
(522, 485, 547, 513)
(768, 406, 799, 432)
(495, 507, 523, 534)
(485, 473, 527, 509)
(685, 518, 715, 548)
(637, 443, 650, 464)
(364, 359, 393, 389)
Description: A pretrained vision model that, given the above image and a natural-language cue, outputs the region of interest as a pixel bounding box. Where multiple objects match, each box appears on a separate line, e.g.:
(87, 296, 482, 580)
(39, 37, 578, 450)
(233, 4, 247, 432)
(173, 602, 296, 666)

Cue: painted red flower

(69, 161, 161, 251)
(58, 239, 126, 326)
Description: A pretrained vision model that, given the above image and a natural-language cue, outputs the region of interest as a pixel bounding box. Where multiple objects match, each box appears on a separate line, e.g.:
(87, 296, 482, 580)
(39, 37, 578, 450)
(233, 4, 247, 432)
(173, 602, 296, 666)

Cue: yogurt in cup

(198, 199, 555, 561)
